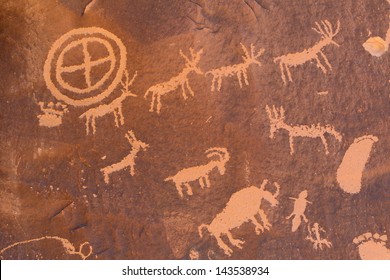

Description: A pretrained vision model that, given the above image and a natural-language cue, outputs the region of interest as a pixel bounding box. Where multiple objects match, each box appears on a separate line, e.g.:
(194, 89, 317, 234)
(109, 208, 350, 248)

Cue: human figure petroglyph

(198, 180, 280, 256)
(79, 70, 138, 135)
(286, 190, 311, 232)
(274, 20, 340, 84)
(164, 148, 229, 198)
(353, 232, 390, 260)
(265, 105, 342, 155)
(206, 44, 264, 92)
(306, 223, 332, 250)
(101, 130, 149, 183)
(0, 236, 93, 260)
(144, 48, 203, 114)
(37, 101, 68, 128)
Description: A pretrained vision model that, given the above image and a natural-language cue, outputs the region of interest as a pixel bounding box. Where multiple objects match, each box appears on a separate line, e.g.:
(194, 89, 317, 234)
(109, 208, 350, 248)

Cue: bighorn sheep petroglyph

(265, 105, 342, 155)
(144, 48, 203, 114)
(165, 148, 230, 198)
(198, 180, 280, 256)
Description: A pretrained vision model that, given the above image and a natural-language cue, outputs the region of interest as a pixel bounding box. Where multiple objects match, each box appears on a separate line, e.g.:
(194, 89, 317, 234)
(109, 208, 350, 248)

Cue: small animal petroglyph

(37, 102, 68, 127)
(144, 48, 203, 114)
(101, 130, 149, 183)
(266, 105, 342, 155)
(363, 15, 390, 57)
(0, 236, 92, 260)
(206, 44, 264, 92)
(198, 180, 280, 256)
(353, 232, 390, 260)
(274, 20, 340, 84)
(165, 148, 229, 198)
(306, 223, 332, 250)
(80, 70, 138, 135)
(337, 135, 378, 194)
(286, 190, 311, 232)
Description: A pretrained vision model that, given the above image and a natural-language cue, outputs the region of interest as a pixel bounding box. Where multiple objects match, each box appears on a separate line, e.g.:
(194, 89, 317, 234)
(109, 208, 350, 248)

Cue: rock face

(0, 0, 389, 260)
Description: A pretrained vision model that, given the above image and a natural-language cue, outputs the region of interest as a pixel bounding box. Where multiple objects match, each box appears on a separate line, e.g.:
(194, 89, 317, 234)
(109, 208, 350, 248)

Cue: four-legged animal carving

(101, 130, 149, 183)
(286, 190, 312, 232)
(306, 222, 332, 250)
(144, 48, 203, 114)
(80, 70, 138, 135)
(165, 148, 230, 198)
(206, 43, 264, 91)
(274, 20, 340, 84)
(198, 180, 280, 256)
(266, 105, 342, 155)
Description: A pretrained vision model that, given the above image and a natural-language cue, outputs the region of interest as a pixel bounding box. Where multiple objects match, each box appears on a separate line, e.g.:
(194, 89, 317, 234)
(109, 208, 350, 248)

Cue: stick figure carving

(80, 70, 138, 135)
(206, 44, 264, 92)
(164, 148, 229, 198)
(0, 236, 92, 260)
(274, 20, 340, 84)
(144, 48, 203, 114)
(101, 130, 149, 183)
(306, 223, 332, 250)
(198, 180, 280, 256)
(265, 105, 342, 155)
(286, 190, 311, 232)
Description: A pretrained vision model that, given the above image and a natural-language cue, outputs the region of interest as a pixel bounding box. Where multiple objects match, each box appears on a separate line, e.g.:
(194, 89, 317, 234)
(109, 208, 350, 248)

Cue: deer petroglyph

(206, 44, 264, 92)
(165, 148, 230, 198)
(144, 48, 203, 114)
(274, 20, 340, 84)
(286, 190, 311, 232)
(353, 232, 390, 260)
(101, 130, 149, 183)
(266, 105, 342, 155)
(306, 223, 332, 250)
(198, 180, 280, 256)
(80, 70, 138, 135)
(0, 236, 93, 260)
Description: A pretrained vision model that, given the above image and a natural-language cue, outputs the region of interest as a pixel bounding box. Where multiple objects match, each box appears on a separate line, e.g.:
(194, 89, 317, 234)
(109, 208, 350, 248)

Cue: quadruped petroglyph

(274, 20, 340, 84)
(165, 148, 230, 198)
(144, 48, 203, 114)
(266, 105, 342, 155)
(0, 236, 93, 260)
(306, 223, 332, 250)
(37, 101, 68, 128)
(44, 27, 127, 107)
(198, 180, 280, 256)
(206, 44, 264, 92)
(80, 70, 138, 135)
(353, 232, 390, 260)
(101, 130, 149, 183)
(286, 190, 311, 232)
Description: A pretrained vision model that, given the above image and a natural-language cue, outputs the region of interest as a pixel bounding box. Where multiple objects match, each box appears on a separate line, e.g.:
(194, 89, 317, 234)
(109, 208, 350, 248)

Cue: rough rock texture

(0, 0, 389, 259)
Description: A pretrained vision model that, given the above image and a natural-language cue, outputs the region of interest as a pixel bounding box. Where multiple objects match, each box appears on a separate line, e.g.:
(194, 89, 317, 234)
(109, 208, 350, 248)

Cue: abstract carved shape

(266, 105, 342, 155)
(274, 20, 340, 84)
(198, 180, 280, 256)
(336, 135, 378, 194)
(363, 36, 388, 57)
(353, 232, 390, 260)
(306, 222, 332, 250)
(164, 147, 230, 198)
(37, 101, 68, 128)
(286, 190, 312, 232)
(44, 27, 127, 107)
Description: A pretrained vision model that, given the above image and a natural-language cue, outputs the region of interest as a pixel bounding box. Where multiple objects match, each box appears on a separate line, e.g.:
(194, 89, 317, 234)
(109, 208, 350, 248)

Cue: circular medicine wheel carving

(44, 27, 127, 107)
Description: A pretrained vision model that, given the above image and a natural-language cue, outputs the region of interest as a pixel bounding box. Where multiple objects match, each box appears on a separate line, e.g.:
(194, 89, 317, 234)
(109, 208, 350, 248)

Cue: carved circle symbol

(44, 27, 127, 107)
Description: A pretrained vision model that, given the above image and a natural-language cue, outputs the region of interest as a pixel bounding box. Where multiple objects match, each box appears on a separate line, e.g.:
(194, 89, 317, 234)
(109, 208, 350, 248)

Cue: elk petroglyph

(0, 236, 93, 260)
(165, 148, 230, 198)
(80, 70, 138, 135)
(286, 190, 311, 232)
(306, 223, 332, 250)
(144, 48, 203, 114)
(265, 105, 342, 155)
(101, 130, 149, 183)
(206, 44, 264, 92)
(274, 20, 340, 84)
(353, 232, 390, 260)
(198, 180, 280, 256)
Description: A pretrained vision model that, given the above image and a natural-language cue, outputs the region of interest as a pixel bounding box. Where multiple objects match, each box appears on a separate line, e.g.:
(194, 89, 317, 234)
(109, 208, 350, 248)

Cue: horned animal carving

(265, 105, 342, 155)
(165, 148, 230, 198)
(198, 180, 280, 256)
(144, 48, 203, 114)
(80, 70, 138, 135)
(101, 130, 149, 183)
(274, 20, 340, 84)
(206, 44, 264, 92)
